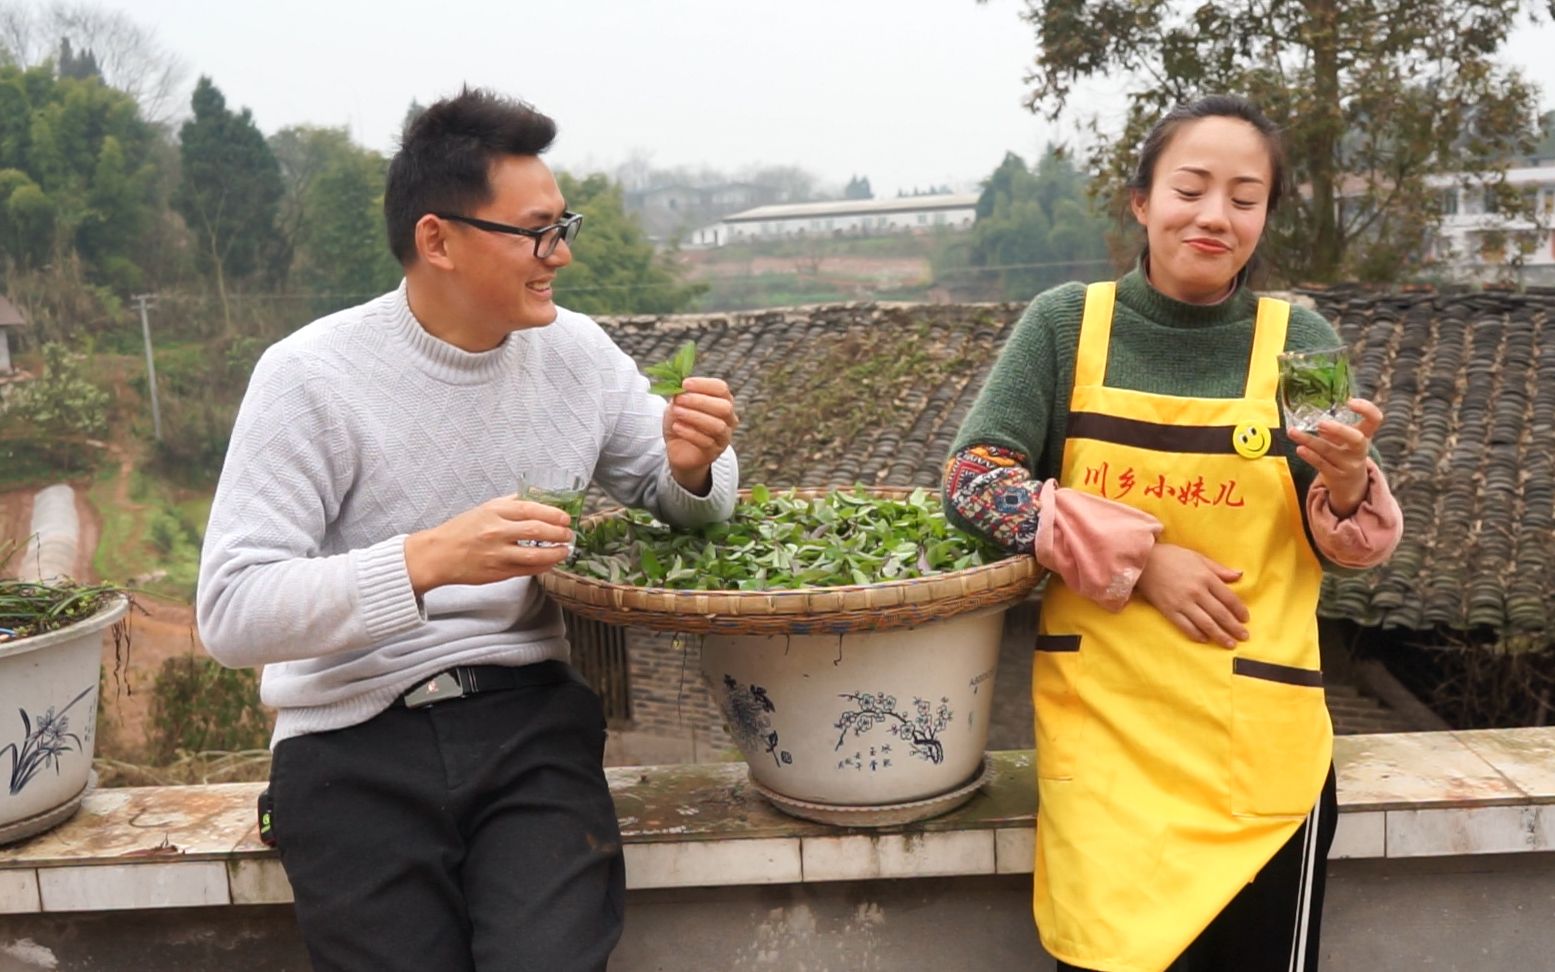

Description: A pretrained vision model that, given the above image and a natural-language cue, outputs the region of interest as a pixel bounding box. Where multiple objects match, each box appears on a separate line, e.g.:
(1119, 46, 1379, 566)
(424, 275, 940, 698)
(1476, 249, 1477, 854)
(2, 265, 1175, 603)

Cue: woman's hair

(383, 88, 558, 265)
(1126, 94, 1287, 212)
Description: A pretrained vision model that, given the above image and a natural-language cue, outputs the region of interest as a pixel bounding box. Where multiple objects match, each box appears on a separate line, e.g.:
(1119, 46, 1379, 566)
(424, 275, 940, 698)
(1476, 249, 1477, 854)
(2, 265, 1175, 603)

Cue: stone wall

(621, 630, 734, 758)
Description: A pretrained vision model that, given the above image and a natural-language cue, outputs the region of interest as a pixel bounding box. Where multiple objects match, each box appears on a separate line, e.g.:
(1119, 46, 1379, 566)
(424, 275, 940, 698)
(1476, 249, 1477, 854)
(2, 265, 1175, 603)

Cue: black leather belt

(395, 661, 570, 709)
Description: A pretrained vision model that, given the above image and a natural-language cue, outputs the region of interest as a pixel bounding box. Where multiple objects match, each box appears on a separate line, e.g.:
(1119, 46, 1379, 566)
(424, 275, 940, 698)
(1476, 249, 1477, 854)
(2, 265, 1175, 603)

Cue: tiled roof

(1306, 287, 1555, 640)
(721, 193, 979, 223)
(600, 289, 1555, 642)
(601, 302, 1024, 490)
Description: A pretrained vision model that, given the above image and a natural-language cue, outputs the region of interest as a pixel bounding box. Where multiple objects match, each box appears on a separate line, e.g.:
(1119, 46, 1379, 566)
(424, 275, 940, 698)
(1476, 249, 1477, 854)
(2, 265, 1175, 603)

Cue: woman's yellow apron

(1033, 282, 1332, 972)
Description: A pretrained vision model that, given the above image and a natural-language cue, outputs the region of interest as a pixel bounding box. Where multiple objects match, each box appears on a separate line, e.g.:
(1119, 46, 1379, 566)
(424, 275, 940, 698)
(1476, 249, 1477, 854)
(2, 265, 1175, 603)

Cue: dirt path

(3, 474, 208, 761)
(0, 489, 32, 566)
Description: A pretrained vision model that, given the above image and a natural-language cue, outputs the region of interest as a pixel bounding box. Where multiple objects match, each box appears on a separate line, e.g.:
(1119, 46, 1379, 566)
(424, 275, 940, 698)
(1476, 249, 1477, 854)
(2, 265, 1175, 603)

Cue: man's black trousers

(267, 661, 625, 972)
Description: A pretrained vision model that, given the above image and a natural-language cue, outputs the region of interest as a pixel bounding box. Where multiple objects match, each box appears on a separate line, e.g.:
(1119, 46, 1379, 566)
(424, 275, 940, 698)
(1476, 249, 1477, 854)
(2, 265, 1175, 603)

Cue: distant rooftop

(722, 193, 979, 223)
(0, 295, 25, 328)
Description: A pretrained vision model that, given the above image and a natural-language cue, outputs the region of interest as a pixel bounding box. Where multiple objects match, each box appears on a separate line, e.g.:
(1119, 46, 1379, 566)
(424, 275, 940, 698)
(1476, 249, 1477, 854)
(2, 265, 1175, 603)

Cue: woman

(944, 95, 1402, 972)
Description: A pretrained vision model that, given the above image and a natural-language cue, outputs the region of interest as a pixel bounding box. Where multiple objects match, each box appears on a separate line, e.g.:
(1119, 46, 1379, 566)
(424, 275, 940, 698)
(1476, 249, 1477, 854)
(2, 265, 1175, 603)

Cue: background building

(690, 193, 979, 248)
(1429, 163, 1555, 285)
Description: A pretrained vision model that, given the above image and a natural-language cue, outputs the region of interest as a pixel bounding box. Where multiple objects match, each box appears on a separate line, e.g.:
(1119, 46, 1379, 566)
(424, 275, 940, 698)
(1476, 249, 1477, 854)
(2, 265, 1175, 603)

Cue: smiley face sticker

(1232, 423, 1272, 459)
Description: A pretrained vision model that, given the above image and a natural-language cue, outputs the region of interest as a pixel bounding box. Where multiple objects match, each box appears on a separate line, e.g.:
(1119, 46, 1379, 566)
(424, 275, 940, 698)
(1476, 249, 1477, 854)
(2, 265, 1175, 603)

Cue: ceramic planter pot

(0, 596, 126, 845)
(539, 486, 1043, 826)
(700, 604, 1006, 824)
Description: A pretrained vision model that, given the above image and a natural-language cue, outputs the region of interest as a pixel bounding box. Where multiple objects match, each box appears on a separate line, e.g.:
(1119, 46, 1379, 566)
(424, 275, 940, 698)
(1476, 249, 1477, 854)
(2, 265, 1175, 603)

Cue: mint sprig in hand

(645, 340, 697, 397)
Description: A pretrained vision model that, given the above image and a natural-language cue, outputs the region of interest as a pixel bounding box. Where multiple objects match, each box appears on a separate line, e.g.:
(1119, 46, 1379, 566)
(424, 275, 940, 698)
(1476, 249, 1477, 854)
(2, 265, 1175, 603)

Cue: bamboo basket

(539, 486, 1042, 635)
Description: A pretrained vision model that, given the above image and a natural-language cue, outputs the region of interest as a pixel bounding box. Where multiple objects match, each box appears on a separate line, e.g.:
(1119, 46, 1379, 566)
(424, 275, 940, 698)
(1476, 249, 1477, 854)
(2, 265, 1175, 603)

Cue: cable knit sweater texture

(196, 282, 738, 745)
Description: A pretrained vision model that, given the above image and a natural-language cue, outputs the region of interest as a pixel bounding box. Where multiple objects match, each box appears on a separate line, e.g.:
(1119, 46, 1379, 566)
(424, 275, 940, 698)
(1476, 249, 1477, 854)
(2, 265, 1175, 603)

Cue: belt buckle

(403, 671, 464, 709)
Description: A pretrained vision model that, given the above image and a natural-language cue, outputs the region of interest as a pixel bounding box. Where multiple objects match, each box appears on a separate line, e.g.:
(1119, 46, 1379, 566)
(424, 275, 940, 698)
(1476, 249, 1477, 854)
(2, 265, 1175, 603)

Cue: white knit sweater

(195, 283, 738, 744)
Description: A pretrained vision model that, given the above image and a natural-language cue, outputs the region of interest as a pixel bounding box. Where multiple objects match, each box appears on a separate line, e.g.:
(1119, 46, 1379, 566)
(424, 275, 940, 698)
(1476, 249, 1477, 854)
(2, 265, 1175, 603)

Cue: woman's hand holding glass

(1287, 398, 1384, 518)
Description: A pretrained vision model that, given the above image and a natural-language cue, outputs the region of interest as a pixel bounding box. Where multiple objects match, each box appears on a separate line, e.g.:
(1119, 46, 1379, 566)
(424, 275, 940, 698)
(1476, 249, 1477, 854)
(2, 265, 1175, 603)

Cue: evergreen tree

(174, 76, 283, 333)
(55, 38, 101, 81)
(0, 64, 158, 287)
(1001, 0, 1543, 282)
(553, 172, 705, 316)
(967, 148, 1110, 299)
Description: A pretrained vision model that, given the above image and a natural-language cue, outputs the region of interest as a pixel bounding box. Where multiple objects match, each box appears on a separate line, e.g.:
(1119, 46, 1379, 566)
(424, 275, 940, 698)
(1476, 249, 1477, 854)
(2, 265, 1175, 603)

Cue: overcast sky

(103, 0, 1555, 197)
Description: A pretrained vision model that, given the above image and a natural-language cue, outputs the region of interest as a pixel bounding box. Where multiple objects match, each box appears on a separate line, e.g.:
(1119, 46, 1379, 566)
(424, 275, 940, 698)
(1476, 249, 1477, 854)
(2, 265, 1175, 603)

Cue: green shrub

(147, 656, 270, 762)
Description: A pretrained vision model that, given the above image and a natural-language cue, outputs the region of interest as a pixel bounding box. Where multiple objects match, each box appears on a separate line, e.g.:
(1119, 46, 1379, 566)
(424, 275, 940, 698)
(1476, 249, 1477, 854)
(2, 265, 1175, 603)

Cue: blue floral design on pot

(2, 686, 94, 795)
(719, 675, 793, 768)
(833, 692, 953, 765)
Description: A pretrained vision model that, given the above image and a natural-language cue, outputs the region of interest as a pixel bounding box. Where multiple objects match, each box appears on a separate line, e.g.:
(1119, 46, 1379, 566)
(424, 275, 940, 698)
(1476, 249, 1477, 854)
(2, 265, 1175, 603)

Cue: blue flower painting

(2, 685, 94, 795)
(832, 691, 953, 765)
(720, 675, 792, 768)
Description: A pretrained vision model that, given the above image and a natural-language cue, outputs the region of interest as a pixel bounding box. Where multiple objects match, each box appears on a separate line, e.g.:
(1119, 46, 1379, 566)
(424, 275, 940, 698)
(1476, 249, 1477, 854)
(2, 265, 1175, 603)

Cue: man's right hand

(404, 497, 574, 595)
(1133, 542, 1250, 650)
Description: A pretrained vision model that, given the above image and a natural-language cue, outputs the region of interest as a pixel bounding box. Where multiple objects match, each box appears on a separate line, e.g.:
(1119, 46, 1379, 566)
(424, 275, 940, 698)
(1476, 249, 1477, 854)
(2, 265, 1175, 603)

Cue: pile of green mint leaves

(566, 485, 1007, 591)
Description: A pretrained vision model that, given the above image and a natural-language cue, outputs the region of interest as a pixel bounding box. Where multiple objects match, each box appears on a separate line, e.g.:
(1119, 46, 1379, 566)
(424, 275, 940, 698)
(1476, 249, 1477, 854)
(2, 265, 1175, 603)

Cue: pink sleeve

(1034, 480, 1163, 612)
(1306, 459, 1403, 569)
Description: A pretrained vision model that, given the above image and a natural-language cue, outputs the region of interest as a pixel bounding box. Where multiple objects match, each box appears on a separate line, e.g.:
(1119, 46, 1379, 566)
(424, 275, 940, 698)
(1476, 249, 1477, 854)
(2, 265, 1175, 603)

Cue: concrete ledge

(2, 729, 1553, 915)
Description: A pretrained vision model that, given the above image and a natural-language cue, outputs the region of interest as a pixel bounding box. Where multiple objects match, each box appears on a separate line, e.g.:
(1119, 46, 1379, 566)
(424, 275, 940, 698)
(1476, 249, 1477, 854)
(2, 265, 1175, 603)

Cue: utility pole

(133, 294, 162, 441)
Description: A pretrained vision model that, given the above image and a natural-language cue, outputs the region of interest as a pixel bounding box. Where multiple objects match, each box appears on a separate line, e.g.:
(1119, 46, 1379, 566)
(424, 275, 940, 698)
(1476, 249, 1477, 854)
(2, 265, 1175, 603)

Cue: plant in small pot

(0, 572, 128, 845)
(541, 485, 1042, 826)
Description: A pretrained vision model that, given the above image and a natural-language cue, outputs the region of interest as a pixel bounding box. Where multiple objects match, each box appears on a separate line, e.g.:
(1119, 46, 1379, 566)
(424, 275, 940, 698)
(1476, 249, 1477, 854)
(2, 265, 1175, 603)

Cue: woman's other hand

(1133, 542, 1250, 649)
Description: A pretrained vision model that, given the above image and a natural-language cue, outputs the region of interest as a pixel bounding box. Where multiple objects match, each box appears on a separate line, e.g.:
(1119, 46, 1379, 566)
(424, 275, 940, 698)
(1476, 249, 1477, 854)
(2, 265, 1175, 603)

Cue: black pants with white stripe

(1058, 765, 1339, 972)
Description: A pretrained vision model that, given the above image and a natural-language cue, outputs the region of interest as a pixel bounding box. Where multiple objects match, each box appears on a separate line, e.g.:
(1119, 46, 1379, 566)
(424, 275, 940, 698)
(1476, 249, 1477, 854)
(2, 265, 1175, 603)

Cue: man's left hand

(662, 376, 738, 494)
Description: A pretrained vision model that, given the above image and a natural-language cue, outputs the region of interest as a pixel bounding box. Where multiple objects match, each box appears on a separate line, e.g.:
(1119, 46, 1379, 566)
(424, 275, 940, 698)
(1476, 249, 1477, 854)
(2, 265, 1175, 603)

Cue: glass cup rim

(1278, 345, 1349, 364)
(516, 472, 587, 490)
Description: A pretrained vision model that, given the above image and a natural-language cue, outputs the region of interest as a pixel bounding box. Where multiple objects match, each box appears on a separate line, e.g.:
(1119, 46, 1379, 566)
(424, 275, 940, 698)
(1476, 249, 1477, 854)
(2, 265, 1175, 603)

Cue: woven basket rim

(554, 484, 1034, 598)
(547, 552, 1037, 598)
(540, 485, 1042, 633)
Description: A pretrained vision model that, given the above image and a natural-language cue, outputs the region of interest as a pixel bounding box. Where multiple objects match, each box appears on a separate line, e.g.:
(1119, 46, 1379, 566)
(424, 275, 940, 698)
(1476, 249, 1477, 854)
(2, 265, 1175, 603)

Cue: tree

(269, 125, 399, 299)
(0, 2, 188, 124)
(844, 175, 873, 200)
(965, 148, 1111, 299)
(1003, 0, 1543, 283)
(553, 172, 705, 316)
(175, 76, 283, 333)
(0, 63, 160, 285)
(740, 164, 825, 202)
(0, 340, 108, 471)
(54, 37, 99, 80)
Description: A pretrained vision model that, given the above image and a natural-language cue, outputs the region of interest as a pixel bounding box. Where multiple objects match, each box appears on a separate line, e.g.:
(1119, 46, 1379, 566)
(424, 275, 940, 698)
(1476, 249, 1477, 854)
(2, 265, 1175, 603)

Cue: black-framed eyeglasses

(432, 210, 583, 259)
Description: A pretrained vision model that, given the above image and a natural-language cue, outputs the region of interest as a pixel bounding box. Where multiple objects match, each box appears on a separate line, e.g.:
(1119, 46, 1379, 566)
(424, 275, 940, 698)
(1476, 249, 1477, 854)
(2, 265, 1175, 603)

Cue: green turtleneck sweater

(945, 268, 1356, 568)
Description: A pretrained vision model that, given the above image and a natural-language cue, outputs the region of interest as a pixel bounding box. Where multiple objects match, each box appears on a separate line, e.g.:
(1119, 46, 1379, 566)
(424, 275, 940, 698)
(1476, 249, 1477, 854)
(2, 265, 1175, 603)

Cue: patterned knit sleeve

(942, 444, 1042, 555)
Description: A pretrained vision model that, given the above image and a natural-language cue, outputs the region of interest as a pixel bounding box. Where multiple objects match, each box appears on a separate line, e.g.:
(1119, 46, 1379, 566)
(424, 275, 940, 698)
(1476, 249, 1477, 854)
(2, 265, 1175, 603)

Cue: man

(196, 88, 739, 972)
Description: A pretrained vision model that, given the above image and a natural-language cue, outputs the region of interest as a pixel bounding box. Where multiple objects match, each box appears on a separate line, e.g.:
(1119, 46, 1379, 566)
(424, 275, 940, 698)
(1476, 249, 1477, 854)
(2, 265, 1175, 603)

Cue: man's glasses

(433, 211, 584, 259)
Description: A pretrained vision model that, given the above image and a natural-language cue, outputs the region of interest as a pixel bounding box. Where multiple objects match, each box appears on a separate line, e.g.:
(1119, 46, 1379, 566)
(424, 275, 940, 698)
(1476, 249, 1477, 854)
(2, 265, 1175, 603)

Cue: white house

(0, 294, 25, 375)
(1428, 163, 1555, 284)
(688, 193, 979, 248)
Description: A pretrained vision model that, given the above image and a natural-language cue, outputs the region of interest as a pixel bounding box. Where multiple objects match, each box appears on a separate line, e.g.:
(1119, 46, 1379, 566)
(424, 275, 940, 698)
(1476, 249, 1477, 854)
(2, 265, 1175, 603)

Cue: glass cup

(1278, 346, 1360, 433)
(515, 471, 586, 558)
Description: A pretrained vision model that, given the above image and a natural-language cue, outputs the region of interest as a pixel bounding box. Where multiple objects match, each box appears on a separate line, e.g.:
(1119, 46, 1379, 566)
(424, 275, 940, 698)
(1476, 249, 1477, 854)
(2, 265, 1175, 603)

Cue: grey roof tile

(601, 290, 1555, 641)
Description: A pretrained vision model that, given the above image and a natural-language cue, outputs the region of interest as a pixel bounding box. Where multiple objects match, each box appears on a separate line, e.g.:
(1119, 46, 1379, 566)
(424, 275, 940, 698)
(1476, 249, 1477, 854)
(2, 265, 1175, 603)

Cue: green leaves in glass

(645, 340, 698, 397)
(1281, 356, 1350, 410)
(567, 485, 1007, 591)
